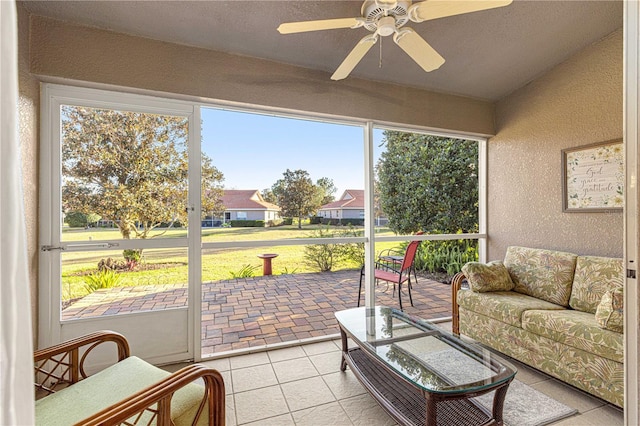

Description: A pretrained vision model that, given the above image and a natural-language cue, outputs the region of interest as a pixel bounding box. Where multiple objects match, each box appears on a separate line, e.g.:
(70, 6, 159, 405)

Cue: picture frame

(562, 139, 624, 212)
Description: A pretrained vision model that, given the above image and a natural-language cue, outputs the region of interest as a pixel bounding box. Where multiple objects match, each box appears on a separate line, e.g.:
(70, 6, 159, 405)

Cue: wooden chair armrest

(78, 364, 226, 426)
(451, 272, 467, 335)
(34, 331, 130, 395)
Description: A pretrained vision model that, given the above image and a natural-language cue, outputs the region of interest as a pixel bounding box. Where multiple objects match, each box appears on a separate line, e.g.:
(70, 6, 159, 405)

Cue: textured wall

(28, 15, 495, 137)
(488, 29, 623, 260)
(17, 3, 40, 342)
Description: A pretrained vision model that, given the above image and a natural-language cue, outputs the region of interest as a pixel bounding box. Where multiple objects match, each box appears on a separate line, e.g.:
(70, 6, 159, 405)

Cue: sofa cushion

(569, 256, 623, 314)
(503, 246, 577, 306)
(35, 356, 209, 426)
(457, 290, 565, 328)
(462, 261, 514, 292)
(521, 309, 623, 363)
(595, 288, 624, 333)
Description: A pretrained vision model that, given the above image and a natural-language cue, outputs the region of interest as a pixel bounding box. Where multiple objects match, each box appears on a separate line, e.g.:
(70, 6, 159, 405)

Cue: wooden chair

(34, 330, 225, 425)
(358, 239, 421, 310)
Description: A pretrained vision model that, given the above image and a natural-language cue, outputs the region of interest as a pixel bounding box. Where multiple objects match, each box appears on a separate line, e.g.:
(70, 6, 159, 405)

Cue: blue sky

(201, 107, 385, 196)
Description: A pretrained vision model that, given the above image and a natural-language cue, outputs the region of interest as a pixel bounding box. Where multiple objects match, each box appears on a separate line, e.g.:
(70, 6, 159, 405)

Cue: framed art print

(562, 139, 623, 212)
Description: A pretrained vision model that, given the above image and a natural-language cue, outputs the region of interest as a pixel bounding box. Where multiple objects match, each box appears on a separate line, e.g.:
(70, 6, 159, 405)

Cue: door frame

(38, 84, 202, 365)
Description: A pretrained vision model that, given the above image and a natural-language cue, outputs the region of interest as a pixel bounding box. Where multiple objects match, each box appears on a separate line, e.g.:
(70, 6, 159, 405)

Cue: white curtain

(0, 0, 36, 424)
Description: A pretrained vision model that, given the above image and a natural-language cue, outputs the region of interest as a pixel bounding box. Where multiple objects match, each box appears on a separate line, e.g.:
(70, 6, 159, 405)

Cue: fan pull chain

(379, 37, 383, 68)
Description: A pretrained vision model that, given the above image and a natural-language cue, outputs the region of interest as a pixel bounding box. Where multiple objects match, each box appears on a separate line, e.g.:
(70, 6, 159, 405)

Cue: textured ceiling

(21, 0, 623, 101)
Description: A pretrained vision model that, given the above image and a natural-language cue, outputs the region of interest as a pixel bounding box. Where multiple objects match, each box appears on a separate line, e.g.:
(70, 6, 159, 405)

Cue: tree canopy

(62, 106, 225, 239)
(271, 169, 325, 229)
(376, 131, 478, 234)
(316, 177, 337, 205)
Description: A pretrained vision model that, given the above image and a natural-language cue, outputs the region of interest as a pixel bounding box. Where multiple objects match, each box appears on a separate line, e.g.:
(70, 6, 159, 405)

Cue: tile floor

(163, 322, 624, 426)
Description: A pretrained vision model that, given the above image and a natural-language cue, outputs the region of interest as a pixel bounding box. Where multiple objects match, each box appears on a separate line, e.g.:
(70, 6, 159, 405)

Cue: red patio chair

(377, 231, 424, 284)
(358, 239, 421, 311)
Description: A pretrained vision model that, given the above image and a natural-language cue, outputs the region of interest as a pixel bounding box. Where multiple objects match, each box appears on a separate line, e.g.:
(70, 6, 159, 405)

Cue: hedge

(230, 220, 265, 227)
(320, 218, 364, 226)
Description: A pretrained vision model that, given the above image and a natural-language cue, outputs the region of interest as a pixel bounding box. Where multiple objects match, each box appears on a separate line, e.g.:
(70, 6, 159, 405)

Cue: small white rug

(475, 379, 578, 426)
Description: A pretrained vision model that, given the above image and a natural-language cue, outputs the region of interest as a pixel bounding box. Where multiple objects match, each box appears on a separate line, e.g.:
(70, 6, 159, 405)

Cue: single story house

(318, 189, 365, 220)
(210, 189, 280, 225)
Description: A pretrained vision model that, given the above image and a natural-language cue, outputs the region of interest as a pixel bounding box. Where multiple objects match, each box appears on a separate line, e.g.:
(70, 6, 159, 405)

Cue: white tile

(229, 352, 270, 369)
(232, 364, 278, 393)
(322, 371, 367, 400)
(234, 385, 289, 424)
(530, 379, 606, 413)
(281, 376, 336, 411)
(509, 359, 552, 385)
(242, 413, 295, 426)
(201, 357, 231, 372)
(331, 339, 344, 351)
(267, 346, 306, 363)
(292, 401, 353, 426)
(219, 370, 233, 395)
(302, 340, 341, 356)
(553, 404, 623, 426)
(309, 351, 343, 375)
(273, 357, 319, 383)
(225, 394, 236, 426)
(339, 394, 396, 426)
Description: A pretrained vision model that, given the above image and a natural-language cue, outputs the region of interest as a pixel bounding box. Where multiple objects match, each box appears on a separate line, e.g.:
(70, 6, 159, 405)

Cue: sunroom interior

(7, 0, 640, 424)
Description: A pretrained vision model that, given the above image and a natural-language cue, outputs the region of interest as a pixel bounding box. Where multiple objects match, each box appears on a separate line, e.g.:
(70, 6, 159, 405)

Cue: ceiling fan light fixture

(377, 16, 397, 36)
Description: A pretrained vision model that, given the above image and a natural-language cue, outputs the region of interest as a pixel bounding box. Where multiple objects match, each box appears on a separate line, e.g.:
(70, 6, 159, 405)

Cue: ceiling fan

(277, 0, 513, 80)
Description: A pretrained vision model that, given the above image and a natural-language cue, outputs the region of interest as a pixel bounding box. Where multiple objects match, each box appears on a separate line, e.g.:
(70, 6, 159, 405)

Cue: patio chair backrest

(400, 240, 420, 273)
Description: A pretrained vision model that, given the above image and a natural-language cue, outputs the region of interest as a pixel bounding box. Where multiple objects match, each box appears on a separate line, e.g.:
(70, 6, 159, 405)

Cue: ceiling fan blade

(278, 17, 362, 34)
(331, 35, 378, 81)
(409, 0, 512, 22)
(393, 28, 445, 72)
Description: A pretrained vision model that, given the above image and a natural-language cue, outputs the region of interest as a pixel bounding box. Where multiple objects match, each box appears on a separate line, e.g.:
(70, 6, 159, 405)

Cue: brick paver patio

(62, 269, 453, 356)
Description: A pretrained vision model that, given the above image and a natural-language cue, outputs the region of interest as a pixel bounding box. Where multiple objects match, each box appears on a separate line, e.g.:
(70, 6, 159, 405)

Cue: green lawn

(61, 224, 399, 300)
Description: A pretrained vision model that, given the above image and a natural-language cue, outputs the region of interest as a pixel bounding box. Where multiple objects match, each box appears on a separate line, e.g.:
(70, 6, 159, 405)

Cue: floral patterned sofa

(451, 246, 624, 407)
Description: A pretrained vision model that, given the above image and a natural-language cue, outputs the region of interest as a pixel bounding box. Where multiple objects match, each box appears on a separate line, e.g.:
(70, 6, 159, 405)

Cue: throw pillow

(462, 261, 515, 293)
(595, 288, 624, 333)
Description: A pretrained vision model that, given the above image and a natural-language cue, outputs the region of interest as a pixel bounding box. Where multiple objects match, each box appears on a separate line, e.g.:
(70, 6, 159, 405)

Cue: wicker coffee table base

(341, 344, 511, 426)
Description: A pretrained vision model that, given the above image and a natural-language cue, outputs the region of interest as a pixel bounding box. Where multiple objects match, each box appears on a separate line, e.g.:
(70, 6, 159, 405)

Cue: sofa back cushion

(569, 256, 623, 313)
(503, 246, 577, 306)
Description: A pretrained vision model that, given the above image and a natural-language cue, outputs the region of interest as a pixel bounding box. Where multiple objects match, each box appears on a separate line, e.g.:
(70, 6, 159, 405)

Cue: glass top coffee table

(335, 306, 516, 426)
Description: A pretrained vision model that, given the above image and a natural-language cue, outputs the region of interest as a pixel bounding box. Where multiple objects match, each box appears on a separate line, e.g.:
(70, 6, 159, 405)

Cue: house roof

(320, 190, 364, 210)
(221, 190, 280, 211)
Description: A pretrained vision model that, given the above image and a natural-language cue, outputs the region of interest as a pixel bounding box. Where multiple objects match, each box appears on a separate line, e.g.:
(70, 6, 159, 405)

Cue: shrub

(303, 225, 366, 271)
(123, 249, 142, 264)
(335, 225, 365, 267)
(64, 211, 101, 228)
(303, 226, 339, 271)
(98, 256, 137, 272)
(282, 218, 293, 225)
(320, 218, 364, 226)
(83, 269, 122, 294)
(229, 220, 265, 227)
(309, 216, 322, 224)
(412, 239, 478, 276)
(229, 264, 260, 279)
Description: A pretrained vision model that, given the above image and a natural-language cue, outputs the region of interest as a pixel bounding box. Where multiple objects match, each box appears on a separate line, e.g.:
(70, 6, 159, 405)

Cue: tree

(271, 169, 323, 229)
(65, 211, 101, 228)
(376, 131, 478, 234)
(261, 188, 277, 204)
(61, 106, 225, 241)
(316, 177, 337, 205)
